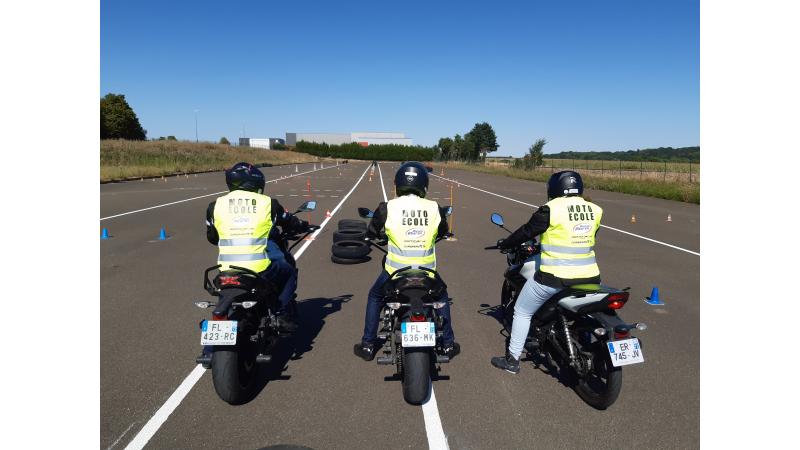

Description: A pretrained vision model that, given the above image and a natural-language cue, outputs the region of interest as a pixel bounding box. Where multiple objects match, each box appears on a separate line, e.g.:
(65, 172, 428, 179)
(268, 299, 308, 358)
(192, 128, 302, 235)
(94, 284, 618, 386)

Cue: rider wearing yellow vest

(491, 171, 603, 374)
(205, 162, 310, 330)
(354, 162, 460, 362)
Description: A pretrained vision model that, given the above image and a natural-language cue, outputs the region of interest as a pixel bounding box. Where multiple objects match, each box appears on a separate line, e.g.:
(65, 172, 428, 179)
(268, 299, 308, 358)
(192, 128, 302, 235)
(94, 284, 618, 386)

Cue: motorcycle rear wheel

(573, 348, 622, 410)
(212, 345, 258, 405)
(401, 347, 431, 405)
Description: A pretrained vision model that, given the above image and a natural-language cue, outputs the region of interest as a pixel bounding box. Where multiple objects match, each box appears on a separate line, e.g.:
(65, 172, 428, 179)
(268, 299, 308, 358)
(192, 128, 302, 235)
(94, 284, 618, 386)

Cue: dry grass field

(100, 140, 321, 182)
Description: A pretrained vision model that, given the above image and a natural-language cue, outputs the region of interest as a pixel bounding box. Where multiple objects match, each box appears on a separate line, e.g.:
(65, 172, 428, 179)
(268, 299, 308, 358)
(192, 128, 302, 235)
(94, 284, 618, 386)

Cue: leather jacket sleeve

(499, 206, 550, 249)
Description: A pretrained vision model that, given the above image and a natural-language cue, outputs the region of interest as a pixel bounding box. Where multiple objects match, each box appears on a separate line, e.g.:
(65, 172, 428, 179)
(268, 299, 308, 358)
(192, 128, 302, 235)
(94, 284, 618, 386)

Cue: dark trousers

(361, 270, 455, 346)
(260, 258, 297, 308)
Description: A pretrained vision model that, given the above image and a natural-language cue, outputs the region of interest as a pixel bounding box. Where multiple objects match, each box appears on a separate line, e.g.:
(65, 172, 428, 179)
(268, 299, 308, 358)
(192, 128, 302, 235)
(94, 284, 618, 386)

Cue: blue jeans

(260, 258, 296, 309)
(508, 277, 561, 359)
(361, 271, 455, 346)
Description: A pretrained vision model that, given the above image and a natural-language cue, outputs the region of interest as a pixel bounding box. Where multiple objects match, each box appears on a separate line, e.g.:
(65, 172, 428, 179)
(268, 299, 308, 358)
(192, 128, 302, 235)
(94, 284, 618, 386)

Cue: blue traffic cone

(159, 227, 168, 240)
(101, 228, 110, 240)
(644, 287, 664, 305)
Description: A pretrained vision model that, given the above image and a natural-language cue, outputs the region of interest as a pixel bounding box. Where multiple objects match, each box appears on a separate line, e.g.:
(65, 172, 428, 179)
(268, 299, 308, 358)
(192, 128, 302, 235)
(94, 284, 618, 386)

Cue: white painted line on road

(123, 365, 205, 450)
(100, 165, 338, 221)
(377, 162, 388, 202)
(107, 421, 137, 450)
(122, 164, 371, 450)
(422, 388, 450, 450)
(379, 163, 449, 450)
(431, 174, 700, 257)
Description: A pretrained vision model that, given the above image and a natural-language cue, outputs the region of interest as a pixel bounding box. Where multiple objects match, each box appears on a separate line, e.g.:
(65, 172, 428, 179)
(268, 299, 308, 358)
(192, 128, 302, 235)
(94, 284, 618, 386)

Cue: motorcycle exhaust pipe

(376, 356, 394, 365)
(195, 355, 212, 367)
(436, 355, 450, 363)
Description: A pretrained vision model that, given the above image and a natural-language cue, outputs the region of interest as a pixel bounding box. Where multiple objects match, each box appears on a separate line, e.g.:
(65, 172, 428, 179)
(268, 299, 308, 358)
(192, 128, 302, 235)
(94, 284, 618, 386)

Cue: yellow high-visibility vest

(384, 195, 441, 275)
(213, 190, 273, 272)
(539, 196, 602, 280)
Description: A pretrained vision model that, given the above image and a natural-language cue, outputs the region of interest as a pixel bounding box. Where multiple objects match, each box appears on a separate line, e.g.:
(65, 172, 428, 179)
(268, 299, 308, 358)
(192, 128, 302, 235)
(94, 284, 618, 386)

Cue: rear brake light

(212, 313, 227, 321)
(410, 313, 426, 322)
(614, 330, 630, 340)
(607, 292, 629, 310)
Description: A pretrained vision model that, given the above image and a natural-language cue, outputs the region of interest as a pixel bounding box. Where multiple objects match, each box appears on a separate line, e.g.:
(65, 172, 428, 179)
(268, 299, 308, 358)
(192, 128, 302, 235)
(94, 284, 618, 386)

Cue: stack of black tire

(331, 219, 371, 264)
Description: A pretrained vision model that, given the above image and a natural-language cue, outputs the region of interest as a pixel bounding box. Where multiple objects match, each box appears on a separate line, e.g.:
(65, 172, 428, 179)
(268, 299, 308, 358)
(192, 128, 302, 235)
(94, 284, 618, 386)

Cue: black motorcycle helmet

(225, 162, 266, 193)
(547, 170, 583, 200)
(394, 161, 429, 198)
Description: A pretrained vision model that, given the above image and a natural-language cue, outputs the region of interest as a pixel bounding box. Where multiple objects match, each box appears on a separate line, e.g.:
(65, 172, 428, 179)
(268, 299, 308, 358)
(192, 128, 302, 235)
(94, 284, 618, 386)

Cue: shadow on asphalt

(248, 294, 353, 402)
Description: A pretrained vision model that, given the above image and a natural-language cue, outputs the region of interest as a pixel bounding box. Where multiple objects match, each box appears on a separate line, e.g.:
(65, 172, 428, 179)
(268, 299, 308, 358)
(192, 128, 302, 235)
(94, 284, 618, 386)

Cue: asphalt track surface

(101, 161, 699, 450)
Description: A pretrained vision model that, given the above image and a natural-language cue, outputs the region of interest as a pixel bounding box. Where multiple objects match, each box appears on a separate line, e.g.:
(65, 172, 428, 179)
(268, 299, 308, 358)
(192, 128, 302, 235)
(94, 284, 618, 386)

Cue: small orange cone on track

(667, 214, 672, 222)
(631, 214, 637, 223)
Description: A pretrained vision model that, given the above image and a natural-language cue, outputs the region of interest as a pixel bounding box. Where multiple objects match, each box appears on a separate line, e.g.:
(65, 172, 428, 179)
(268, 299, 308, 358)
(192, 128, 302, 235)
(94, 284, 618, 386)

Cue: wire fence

(485, 158, 699, 183)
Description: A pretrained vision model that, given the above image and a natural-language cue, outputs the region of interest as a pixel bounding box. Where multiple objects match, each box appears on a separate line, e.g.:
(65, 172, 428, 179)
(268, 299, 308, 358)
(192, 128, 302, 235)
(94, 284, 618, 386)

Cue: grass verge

(100, 140, 322, 182)
(435, 163, 700, 204)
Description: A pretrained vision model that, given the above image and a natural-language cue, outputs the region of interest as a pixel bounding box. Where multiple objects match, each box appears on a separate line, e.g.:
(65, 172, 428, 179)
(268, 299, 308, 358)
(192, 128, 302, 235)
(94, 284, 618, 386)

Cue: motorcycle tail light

(607, 292, 629, 310)
(614, 330, 630, 340)
(410, 313, 426, 322)
(212, 313, 227, 321)
(218, 275, 241, 286)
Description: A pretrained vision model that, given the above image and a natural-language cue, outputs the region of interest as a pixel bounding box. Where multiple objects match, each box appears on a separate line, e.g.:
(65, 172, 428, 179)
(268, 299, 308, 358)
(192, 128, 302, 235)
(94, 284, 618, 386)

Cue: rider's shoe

(491, 353, 520, 374)
(275, 311, 298, 333)
(442, 342, 461, 360)
(353, 342, 379, 361)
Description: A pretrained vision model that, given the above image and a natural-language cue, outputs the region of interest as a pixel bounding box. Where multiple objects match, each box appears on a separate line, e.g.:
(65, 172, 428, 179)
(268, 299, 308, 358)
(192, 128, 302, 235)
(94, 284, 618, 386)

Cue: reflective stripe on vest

(383, 195, 441, 275)
(539, 196, 602, 280)
(213, 191, 273, 272)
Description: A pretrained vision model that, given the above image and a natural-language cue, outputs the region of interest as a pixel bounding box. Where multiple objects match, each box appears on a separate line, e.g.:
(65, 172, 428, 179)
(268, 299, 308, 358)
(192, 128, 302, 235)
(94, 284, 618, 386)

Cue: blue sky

(101, 0, 698, 156)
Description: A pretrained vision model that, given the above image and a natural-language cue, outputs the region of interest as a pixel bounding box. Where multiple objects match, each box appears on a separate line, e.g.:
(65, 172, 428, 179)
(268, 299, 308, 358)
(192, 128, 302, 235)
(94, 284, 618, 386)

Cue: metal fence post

(664, 161, 667, 182)
(619, 160, 622, 176)
(689, 160, 693, 183)
(640, 161, 643, 179)
(601, 159, 603, 175)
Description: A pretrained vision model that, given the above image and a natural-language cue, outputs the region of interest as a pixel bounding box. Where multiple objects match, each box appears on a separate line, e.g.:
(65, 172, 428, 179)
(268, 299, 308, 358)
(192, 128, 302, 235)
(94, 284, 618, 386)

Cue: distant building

(286, 132, 413, 146)
(238, 137, 286, 150)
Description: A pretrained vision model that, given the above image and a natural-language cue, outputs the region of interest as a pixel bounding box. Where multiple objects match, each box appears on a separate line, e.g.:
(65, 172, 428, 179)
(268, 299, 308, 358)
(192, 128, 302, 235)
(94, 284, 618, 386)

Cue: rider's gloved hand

(298, 219, 311, 232)
(496, 238, 506, 249)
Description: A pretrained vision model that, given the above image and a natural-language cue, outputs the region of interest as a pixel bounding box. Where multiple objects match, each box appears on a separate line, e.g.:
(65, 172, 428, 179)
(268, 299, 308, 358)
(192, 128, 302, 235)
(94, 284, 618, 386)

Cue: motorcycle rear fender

(586, 311, 627, 334)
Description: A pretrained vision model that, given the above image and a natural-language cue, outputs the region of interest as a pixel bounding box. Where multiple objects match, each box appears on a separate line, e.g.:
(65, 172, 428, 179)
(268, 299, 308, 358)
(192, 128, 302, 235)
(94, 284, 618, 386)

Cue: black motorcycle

(194, 201, 319, 405)
(487, 212, 646, 409)
(358, 206, 453, 405)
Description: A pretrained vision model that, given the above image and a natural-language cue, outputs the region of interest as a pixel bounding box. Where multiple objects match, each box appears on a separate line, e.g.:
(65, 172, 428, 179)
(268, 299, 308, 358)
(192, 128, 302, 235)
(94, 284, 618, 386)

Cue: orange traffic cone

(667, 214, 672, 222)
(631, 214, 637, 224)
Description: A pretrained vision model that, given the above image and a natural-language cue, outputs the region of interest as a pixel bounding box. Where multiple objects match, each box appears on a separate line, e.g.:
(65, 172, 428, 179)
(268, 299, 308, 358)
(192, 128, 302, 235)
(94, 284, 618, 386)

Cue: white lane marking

(431, 174, 700, 257)
(107, 422, 137, 450)
(101, 165, 338, 221)
(122, 164, 371, 450)
(379, 163, 448, 449)
(377, 163, 388, 202)
(422, 388, 450, 450)
(124, 365, 205, 450)
(293, 164, 371, 259)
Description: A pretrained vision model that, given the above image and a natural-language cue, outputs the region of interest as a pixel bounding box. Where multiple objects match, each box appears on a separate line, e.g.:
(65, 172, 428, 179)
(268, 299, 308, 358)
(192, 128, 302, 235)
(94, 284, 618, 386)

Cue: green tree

(219, 137, 230, 145)
(437, 137, 453, 161)
(100, 93, 146, 140)
(466, 122, 499, 161)
(167, 136, 177, 141)
(463, 135, 478, 162)
(528, 138, 546, 170)
(451, 134, 464, 161)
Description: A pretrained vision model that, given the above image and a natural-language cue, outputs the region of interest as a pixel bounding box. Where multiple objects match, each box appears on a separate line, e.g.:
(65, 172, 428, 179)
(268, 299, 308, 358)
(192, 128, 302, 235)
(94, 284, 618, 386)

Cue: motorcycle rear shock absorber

(560, 314, 578, 367)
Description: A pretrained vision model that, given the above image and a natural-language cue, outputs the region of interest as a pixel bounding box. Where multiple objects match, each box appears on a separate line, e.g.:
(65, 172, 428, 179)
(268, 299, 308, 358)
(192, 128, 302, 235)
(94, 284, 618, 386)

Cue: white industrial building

(286, 132, 413, 146)
(238, 138, 285, 149)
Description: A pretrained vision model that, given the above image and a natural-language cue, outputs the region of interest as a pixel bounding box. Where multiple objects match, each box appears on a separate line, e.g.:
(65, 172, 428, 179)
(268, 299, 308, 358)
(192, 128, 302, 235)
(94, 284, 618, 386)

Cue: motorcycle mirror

(358, 207, 374, 218)
(296, 200, 317, 213)
(491, 213, 504, 227)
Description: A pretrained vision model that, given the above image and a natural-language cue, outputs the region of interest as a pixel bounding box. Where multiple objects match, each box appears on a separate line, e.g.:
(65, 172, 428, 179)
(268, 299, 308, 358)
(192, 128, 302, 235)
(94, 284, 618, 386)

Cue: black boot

(442, 342, 461, 360)
(353, 342, 378, 361)
(491, 353, 520, 374)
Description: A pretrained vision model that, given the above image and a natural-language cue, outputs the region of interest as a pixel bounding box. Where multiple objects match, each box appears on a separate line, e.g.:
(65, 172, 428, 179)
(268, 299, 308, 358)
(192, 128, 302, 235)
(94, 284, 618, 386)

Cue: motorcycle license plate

(401, 322, 436, 347)
(200, 320, 237, 346)
(607, 338, 644, 367)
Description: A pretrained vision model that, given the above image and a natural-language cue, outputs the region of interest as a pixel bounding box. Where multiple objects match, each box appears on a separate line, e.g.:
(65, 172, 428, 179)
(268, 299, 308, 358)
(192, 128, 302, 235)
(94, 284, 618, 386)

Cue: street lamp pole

(194, 109, 199, 143)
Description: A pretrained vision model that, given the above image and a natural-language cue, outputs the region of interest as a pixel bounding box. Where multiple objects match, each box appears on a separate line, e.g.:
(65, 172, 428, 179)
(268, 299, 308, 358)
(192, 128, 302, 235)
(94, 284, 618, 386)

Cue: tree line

(293, 141, 436, 161)
(435, 122, 499, 162)
(546, 146, 700, 162)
